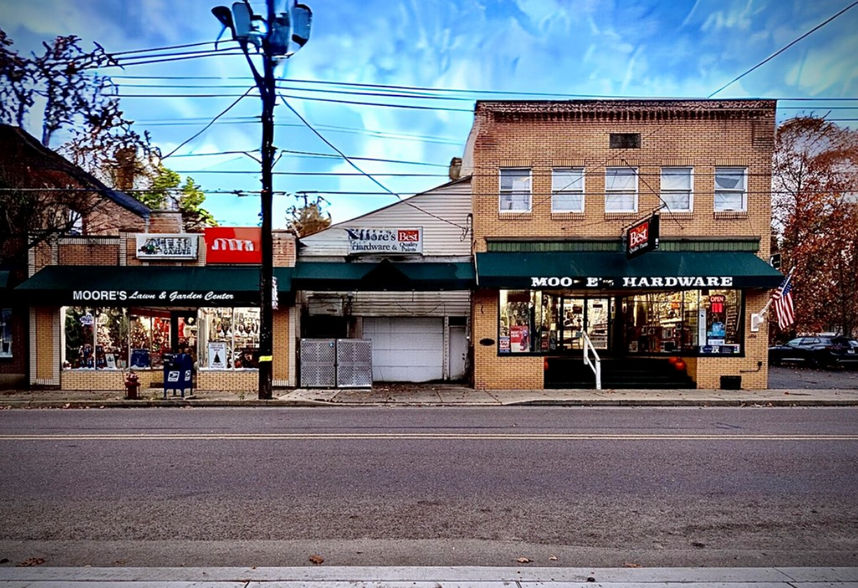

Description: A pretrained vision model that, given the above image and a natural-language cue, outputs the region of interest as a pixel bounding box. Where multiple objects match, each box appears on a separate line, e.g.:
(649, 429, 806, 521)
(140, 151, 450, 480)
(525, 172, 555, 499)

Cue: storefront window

(497, 289, 743, 357)
(499, 290, 534, 353)
(129, 310, 171, 368)
(200, 307, 260, 369)
(0, 308, 12, 358)
(700, 290, 742, 354)
(63, 307, 129, 369)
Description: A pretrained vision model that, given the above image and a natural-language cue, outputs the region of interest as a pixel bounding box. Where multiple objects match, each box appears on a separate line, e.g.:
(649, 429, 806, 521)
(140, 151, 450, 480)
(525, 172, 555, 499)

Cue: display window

(63, 307, 130, 370)
(497, 288, 743, 356)
(199, 307, 260, 370)
(129, 310, 171, 368)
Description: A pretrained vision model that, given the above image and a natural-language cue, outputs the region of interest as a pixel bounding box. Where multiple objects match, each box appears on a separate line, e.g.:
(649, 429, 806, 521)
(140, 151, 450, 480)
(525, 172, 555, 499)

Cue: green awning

(15, 266, 293, 306)
(476, 251, 784, 290)
(293, 260, 475, 291)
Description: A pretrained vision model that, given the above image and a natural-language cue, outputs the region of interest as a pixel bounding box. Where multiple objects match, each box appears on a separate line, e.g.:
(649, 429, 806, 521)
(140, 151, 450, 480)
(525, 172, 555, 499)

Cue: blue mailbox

(163, 352, 194, 398)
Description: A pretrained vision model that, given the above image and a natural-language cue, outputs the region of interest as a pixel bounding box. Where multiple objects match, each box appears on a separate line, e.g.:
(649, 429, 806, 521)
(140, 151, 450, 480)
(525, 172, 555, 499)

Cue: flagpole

(759, 266, 795, 319)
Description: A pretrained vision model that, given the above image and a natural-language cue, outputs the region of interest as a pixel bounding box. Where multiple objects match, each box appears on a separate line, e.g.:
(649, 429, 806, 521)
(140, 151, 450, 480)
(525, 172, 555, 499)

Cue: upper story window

(661, 167, 693, 212)
(605, 167, 638, 213)
(552, 168, 584, 212)
(714, 167, 747, 212)
(499, 168, 531, 212)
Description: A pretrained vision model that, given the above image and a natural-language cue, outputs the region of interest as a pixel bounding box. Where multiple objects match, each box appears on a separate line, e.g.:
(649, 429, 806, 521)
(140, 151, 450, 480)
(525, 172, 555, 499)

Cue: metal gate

(299, 339, 336, 388)
(336, 339, 373, 388)
(299, 338, 372, 388)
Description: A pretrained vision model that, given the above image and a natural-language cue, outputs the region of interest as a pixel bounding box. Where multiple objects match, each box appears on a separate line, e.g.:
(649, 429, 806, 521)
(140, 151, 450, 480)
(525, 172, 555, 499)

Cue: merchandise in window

(605, 167, 638, 212)
(552, 168, 584, 212)
(661, 167, 693, 212)
(499, 290, 535, 353)
(200, 307, 260, 370)
(621, 292, 699, 354)
(129, 311, 171, 368)
(499, 168, 531, 212)
(63, 307, 130, 370)
(714, 167, 747, 211)
(0, 308, 11, 358)
(700, 290, 741, 353)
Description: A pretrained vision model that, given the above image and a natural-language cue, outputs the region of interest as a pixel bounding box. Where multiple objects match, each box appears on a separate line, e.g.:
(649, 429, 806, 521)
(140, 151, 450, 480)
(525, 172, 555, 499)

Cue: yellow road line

(1, 433, 858, 441)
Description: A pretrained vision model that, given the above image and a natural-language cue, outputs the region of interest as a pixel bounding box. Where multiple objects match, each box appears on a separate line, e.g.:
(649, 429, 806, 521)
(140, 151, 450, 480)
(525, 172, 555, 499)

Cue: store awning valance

(292, 260, 475, 291)
(14, 266, 293, 306)
(475, 251, 784, 290)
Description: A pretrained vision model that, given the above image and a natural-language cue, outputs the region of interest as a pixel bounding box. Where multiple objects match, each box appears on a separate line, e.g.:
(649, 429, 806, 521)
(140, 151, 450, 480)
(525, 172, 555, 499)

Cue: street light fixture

(211, 0, 312, 399)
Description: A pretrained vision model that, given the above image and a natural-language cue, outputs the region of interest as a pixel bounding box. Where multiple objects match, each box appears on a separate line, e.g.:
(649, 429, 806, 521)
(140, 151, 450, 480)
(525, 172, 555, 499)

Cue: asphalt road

(1, 407, 857, 568)
(768, 364, 858, 389)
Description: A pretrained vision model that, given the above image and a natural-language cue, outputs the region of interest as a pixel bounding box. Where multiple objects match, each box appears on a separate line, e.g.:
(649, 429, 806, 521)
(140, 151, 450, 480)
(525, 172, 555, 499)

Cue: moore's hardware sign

(530, 276, 735, 288)
(135, 234, 198, 260)
(346, 227, 423, 254)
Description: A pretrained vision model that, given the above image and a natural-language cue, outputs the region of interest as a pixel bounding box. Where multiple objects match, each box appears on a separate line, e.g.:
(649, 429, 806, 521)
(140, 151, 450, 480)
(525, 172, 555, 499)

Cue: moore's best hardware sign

(346, 227, 423, 254)
(135, 234, 198, 260)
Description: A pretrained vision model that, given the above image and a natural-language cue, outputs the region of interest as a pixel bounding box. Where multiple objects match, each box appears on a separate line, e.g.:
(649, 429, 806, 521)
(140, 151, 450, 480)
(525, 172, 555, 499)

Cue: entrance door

(449, 325, 467, 380)
(559, 297, 611, 351)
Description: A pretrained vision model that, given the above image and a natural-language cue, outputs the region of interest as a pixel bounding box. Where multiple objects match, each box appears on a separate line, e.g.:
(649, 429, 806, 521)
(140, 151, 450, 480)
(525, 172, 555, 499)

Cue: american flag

(772, 279, 795, 330)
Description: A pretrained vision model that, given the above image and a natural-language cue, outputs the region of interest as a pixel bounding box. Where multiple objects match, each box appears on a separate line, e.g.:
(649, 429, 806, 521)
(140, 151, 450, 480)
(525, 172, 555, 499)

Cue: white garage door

(362, 317, 443, 382)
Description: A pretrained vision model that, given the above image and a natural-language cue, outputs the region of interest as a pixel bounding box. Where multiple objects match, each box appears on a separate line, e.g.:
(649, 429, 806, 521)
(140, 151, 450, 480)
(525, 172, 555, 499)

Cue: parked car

(769, 336, 858, 368)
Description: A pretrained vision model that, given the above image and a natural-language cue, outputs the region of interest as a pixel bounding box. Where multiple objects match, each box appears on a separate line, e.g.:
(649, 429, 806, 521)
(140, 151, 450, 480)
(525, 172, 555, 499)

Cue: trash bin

(720, 375, 742, 390)
(163, 352, 193, 398)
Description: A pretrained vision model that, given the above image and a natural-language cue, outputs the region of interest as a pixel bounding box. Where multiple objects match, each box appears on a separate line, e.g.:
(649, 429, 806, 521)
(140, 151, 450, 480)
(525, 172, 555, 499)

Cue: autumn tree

(141, 165, 218, 232)
(286, 194, 332, 237)
(772, 117, 858, 337)
(0, 28, 217, 237)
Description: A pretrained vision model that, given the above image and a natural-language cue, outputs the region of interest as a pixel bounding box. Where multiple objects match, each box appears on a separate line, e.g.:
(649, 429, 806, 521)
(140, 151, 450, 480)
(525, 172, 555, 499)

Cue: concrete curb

(2, 397, 858, 409)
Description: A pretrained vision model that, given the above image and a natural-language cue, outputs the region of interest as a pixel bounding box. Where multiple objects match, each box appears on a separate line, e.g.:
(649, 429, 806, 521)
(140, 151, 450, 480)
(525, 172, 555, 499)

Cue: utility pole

(212, 0, 312, 399)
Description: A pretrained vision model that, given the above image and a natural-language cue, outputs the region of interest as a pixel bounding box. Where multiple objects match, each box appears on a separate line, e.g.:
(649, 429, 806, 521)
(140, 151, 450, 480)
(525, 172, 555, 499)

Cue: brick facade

(467, 100, 777, 390)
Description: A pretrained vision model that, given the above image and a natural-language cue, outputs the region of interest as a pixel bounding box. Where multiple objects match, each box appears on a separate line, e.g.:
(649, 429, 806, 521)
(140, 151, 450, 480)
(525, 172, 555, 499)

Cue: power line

(162, 87, 256, 159)
(708, 0, 858, 97)
(103, 74, 858, 102)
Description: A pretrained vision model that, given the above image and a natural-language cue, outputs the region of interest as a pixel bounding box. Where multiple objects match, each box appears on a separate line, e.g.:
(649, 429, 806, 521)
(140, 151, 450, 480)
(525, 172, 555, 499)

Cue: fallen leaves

(548, 555, 558, 561)
(309, 554, 324, 565)
(624, 562, 642, 568)
(516, 557, 531, 564)
(17, 558, 46, 567)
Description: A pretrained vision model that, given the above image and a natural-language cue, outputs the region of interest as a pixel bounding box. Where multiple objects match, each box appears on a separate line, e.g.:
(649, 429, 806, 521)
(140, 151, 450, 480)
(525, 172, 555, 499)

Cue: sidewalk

(2, 382, 858, 408)
(1, 566, 857, 586)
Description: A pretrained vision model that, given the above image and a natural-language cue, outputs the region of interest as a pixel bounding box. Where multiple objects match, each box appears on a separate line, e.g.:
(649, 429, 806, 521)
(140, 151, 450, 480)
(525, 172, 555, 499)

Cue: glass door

(586, 298, 611, 350)
(560, 298, 585, 350)
(559, 297, 612, 352)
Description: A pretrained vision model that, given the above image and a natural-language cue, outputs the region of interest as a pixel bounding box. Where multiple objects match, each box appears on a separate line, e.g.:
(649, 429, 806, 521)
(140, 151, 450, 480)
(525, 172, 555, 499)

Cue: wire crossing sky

(2, 0, 857, 226)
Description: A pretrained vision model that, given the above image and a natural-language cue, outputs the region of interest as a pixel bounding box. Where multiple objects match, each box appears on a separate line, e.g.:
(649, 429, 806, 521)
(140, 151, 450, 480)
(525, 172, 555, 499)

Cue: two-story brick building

(464, 100, 784, 390)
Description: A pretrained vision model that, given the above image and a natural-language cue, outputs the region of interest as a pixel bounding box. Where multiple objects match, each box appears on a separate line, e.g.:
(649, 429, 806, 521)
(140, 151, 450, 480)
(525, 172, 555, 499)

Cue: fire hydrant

(124, 371, 140, 399)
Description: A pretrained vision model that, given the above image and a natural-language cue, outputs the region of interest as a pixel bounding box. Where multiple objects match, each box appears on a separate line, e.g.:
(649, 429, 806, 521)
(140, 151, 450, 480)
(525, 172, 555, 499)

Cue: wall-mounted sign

(205, 227, 262, 264)
(345, 227, 423, 254)
(626, 214, 659, 258)
(136, 234, 198, 260)
(530, 276, 735, 289)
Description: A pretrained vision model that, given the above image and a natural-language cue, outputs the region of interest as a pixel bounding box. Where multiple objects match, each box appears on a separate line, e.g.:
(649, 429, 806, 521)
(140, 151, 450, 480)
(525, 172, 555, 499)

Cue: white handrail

(582, 332, 602, 390)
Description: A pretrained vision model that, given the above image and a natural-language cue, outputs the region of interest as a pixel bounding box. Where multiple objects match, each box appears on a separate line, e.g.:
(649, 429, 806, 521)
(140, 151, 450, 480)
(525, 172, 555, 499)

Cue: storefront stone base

(198, 370, 257, 392)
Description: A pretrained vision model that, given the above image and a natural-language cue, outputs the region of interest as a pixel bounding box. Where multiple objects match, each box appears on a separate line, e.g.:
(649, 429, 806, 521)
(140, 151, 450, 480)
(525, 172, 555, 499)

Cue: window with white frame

(714, 167, 747, 211)
(499, 168, 531, 212)
(661, 167, 693, 212)
(605, 167, 638, 212)
(552, 168, 585, 212)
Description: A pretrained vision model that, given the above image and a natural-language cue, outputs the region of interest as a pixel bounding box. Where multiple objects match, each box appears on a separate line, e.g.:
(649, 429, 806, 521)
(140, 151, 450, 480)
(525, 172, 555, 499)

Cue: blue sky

(2, 0, 857, 227)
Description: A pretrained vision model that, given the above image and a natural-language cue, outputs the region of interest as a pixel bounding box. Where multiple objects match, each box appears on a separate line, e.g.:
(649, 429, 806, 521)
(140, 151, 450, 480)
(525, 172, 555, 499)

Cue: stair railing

(582, 331, 602, 390)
